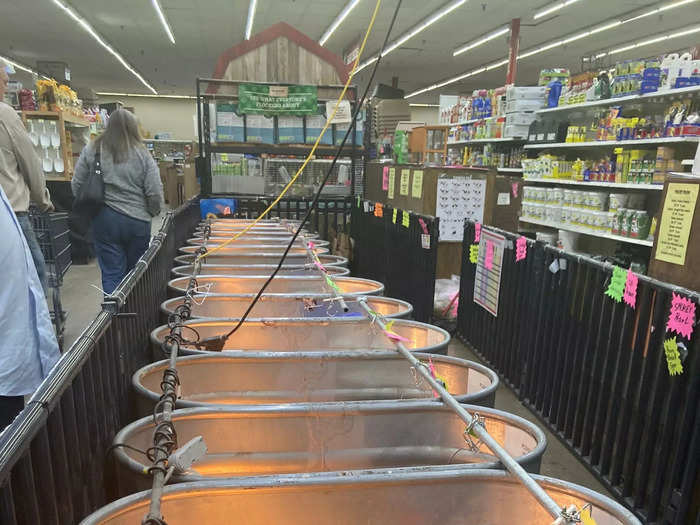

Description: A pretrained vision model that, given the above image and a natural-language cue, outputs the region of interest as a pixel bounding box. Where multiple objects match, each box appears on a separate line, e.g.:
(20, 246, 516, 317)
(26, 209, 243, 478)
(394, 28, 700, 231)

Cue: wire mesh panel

(456, 220, 700, 525)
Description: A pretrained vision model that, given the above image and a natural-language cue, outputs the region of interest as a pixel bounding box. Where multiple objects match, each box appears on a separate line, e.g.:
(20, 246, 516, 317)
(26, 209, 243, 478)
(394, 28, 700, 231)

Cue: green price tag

(664, 337, 684, 376)
(469, 244, 479, 264)
(604, 266, 627, 303)
(392, 209, 397, 224)
(402, 210, 410, 228)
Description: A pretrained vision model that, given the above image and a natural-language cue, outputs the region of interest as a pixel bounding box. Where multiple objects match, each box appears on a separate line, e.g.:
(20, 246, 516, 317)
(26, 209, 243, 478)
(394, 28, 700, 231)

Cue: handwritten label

(623, 271, 638, 309)
(402, 210, 410, 228)
(399, 169, 410, 196)
(667, 292, 696, 339)
(421, 234, 431, 249)
(515, 236, 527, 262)
(392, 208, 397, 224)
(474, 222, 482, 243)
(664, 337, 684, 376)
(382, 167, 389, 191)
(412, 170, 423, 198)
(604, 266, 627, 303)
(655, 183, 698, 265)
(484, 240, 494, 270)
(388, 168, 396, 199)
(511, 182, 519, 198)
(374, 202, 383, 218)
(469, 244, 479, 264)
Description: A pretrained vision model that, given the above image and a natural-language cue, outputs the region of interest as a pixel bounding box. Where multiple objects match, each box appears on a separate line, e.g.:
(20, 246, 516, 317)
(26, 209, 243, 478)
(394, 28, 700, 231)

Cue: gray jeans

(16, 213, 48, 292)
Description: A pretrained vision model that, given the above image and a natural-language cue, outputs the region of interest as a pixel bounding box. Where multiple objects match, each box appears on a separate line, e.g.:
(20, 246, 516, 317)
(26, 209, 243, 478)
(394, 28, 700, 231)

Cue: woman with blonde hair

(72, 109, 163, 293)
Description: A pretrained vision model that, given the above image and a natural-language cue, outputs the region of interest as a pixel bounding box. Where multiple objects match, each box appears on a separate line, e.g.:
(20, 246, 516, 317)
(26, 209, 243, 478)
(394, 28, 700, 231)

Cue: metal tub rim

(80, 469, 640, 525)
(159, 295, 413, 320)
(170, 265, 350, 278)
(131, 351, 498, 409)
(186, 238, 330, 247)
(177, 246, 331, 256)
(112, 401, 547, 484)
(172, 254, 349, 267)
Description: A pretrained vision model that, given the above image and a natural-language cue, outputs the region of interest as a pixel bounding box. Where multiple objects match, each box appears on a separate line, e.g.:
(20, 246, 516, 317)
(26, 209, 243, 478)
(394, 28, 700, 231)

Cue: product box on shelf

(503, 124, 530, 139)
(505, 98, 544, 113)
(506, 85, 547, 100)
(277, 116, 304, 144)
(305, 114, 333, 145)
(245, 115, 274, 143)
(505, 112, 538, 128)
(215, 103, 244, 142)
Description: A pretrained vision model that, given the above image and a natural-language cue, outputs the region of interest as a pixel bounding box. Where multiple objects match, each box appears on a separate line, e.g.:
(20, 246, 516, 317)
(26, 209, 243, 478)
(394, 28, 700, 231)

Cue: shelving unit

(22, 110, 90, 128)
(535, 85, 700, 114)
(497, 167, 523, 173)
(519, 217, 654, 246)
(524, 137, 700, 150)
(448, 137, 526, 146)
(521, 179, 663, 190)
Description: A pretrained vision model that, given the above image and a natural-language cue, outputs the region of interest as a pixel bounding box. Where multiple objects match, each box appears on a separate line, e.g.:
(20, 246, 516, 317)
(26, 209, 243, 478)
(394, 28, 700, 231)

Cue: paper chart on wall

(435, 177, 486, 242)
(473, 228, 505, 317)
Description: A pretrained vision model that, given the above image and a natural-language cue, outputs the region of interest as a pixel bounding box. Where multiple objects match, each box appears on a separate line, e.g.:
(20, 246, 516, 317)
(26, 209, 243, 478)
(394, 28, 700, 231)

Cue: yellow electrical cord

(198, 0, 382, 261)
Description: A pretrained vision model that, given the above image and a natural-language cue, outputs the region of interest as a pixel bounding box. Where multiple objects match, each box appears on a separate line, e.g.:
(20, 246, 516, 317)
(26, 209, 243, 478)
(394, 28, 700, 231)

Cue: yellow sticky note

(469, 244, 479, 264)
(402, 210, 410, 228)
(392, 208, 397, 224)
(388, 168, 396, 199)
(411, 170, 423, 199)
(655, 183, 699, 265)
(400, 169, 411, 196)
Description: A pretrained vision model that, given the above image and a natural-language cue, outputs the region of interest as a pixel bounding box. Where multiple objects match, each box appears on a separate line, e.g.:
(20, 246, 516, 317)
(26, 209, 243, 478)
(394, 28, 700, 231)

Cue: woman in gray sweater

(72, 109, 163, 293)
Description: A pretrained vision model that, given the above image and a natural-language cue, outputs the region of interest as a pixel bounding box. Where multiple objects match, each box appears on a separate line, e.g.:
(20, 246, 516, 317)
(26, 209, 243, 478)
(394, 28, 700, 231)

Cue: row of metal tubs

(83, 219, 638, 524)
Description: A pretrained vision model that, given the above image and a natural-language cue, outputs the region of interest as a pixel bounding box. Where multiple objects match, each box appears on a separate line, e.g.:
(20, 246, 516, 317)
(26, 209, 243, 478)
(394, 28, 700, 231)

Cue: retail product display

(458, 144, 524, 169)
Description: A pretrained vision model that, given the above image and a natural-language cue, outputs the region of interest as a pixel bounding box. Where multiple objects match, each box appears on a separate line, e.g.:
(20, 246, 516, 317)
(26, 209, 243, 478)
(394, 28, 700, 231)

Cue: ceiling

(1, 0, 699, 103)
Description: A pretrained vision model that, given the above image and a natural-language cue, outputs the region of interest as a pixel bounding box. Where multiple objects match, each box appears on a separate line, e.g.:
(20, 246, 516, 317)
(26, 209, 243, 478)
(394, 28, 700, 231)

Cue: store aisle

(448, 339, 611, 497)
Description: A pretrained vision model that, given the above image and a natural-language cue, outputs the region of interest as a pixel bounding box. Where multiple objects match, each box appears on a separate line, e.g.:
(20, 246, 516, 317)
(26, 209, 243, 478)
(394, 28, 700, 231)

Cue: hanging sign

(382, 167, 390, 191)
(623, 272, 638, 309)
(400, 169, 411, 196)
(473, 229, 506, 317)
(412, 170, 423, 198)
(374, 203, 383, 218)
(392, 208, 398, 224)
(663, 337, 684, 376)
(604, 266, 627, 303)
(238, 83, 318, 115)
(515, 236, 527, 262)
(667, 292, 696, 339)
(474, 222, 482, 243)
(655, 183, 699, 265)
(402, 210, 410, 228)
(325, 100, 352, 123)
(388, 168, 396, 199)
(469, 244, 479, 264)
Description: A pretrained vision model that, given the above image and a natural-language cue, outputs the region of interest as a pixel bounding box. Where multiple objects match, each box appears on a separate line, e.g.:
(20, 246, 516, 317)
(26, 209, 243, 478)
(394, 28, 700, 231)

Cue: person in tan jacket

(0, 61, 53, 289)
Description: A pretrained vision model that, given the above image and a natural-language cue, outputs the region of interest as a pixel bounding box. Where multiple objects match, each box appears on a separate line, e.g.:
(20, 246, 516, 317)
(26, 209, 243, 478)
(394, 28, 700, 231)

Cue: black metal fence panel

(351, 200, 439, 322)
(456, 220, 699, 525)
(0, 200, 201, 524)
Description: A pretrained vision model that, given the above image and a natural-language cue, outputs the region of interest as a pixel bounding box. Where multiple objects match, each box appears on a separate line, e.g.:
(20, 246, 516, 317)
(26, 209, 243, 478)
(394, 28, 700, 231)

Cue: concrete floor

(57, 256, 610, 499)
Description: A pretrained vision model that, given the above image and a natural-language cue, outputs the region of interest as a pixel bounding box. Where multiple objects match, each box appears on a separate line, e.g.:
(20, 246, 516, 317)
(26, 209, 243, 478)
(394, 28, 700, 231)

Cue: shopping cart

(29, 208, 71, 349)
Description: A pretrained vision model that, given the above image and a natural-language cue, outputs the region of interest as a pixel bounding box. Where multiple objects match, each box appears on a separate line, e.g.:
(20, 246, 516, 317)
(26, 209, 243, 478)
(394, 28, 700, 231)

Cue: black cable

(196, 0, 404, 351)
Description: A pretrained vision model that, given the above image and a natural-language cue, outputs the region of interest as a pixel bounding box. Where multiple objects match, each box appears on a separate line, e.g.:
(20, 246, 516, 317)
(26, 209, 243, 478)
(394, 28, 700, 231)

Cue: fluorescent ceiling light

(245, 0, 258, 40)
(320, 0, 362, 46)
(533, 0, 583, 20)
(407, 0, 699, 98)
(0, 54, 36, 75)
(409, 103, 439, 107)
(151, 0, 175, 44)
(96, 92, 196, 99)
(356, 0, 468, 72)
(51, 0, 157, 94)
(453, 25, 509, 56)
(605, 24, 700, 56)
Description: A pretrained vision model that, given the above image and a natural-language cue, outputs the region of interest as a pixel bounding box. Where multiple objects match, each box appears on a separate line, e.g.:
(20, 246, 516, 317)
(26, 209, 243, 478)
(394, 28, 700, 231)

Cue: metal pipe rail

(299, 229, 349, 313)
(357, 299, 576, 525)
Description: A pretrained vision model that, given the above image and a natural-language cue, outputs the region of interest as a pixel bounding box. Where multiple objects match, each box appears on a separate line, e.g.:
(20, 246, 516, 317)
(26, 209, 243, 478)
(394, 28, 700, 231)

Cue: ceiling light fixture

(597, 24, 700, 57)
(356, 0, 468, 72)
(245, 0, 258, 40)
(0, 54, 36, 75)
(51, 0, 157, 94)
(151, 0, 176, 44)
(96, 92, 196, 99)
(407, 0, 699, 98)
(319, 0, 362, 46)
(533, 0, 583, 20)
(409, 103, 439, 107)
(453, 25, 510, 56)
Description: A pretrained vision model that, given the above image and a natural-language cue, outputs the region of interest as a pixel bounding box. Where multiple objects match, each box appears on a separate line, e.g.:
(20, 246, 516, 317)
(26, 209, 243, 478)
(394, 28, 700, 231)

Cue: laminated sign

(238, 84, 318, 115)
(473, 229, 505, 317)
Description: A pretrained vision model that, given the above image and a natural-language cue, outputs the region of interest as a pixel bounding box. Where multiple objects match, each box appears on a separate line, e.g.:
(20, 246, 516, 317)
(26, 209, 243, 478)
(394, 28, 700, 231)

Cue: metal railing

(0, 199, 201, 524)
(351, 200, 439, 322)
(456, 220, 699, 525)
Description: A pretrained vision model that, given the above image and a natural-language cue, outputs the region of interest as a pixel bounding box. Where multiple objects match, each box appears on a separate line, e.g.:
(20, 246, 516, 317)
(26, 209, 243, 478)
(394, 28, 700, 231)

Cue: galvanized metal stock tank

(160, 295, 412, 320)
(173, 253, 346, 267)
(132, 352, 498, 413)
(178, 245, 329, 258)
(150, 318, 449, 355)
(81, 470, 641, 525)
(186, 237, 330, 248)
(111, 402, 546, 493)
(167, 275, 384, 297)
(170, 264, 350, 278)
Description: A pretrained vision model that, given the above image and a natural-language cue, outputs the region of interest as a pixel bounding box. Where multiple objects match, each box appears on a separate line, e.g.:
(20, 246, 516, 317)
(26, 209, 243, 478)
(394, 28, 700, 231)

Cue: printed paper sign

(388, 168, 396, 199)
(400, 169, 411, 196)
(325, 99, 352, 123)
(382, 167, 389, 191)
(363, 201, 369, 213)
(484, 240, 494, 270)
(497, 192, 510, 206)
(604, 266, 627, 303)
(412, 170, 423, 198)
(623, 271, 638, 309)
(474, 222, 482, 243)
(402, 210, 410, 228)
(655, 183, 699, 265)
(421, 234, 431, 249)
(515, 236, 527, 262)
(473, 229, 506, 317)
(356, 195, 361, 207)
(667, 292, 696, 339)
(664, 337, 684, 376)
(469, 244, 479, 264)
(435, 177, 486, 242)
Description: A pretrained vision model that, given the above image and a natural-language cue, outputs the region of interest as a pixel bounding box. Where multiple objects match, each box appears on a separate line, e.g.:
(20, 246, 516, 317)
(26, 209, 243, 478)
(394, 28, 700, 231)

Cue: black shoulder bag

(73, 147, 104, 219)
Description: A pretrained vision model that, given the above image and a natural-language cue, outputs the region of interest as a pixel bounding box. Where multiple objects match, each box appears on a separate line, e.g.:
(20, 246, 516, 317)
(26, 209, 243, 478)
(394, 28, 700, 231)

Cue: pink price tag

(474, 222, 482, 243)
(418, 217, 429, 235)
(307, 241, 316, 251)
(667, 293, 696, 339)
(382, 167, 389, 191)
(385, 330, 410, 343)
(511, 182, 519, 198)
(623, 272, 638, 309)
(515, 236, 527, 262)
(484, 240, 494, 270)
(313, 260, 327, 273)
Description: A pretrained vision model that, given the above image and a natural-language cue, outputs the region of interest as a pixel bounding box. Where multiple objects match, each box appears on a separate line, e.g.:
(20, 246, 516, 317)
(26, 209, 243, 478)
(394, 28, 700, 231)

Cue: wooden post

(505, 18, 520, 85)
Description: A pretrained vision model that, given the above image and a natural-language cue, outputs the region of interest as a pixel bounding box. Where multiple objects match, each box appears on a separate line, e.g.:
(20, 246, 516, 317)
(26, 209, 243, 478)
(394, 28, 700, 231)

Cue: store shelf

(522, 178, 663, 190)
(144, 138, 193, 144)
(519, 217, 654, 246)
(524, 137, 700, 150)
(208, 142, 364, 157)
(22, 110, 90, 127)
(681, 159, 694, 166)
(448, 137, 527, 146)
(453, 115, 499, 126)
(536, 85, 700, 114)
(498, 167, 523, 173)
